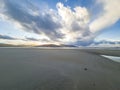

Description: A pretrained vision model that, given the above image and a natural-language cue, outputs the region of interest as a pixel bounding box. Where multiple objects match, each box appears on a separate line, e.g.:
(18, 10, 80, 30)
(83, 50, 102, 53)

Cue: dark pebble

(84, 68, 88, 71)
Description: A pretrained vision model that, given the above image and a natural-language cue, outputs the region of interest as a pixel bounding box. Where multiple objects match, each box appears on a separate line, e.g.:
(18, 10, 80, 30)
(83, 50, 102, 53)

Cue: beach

(0, 48, 120, 90)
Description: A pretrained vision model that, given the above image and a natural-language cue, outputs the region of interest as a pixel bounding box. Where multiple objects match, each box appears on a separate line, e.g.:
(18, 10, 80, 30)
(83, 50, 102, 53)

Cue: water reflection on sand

(101, 55, 120, 63)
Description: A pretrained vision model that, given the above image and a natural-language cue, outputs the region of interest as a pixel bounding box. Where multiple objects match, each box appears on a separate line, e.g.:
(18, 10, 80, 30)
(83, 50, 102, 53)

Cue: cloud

(0, 34, 16, 40)
(89, 0, 120, 33)
(90, 40, 120, 47)
(56, 2, 92, 44)
(1, 0, 62, 40)
(25, 37, 49, 42)
(0, 0, 92, 45)
(0, 0, 119, 46)
(25, 37, 40, 41)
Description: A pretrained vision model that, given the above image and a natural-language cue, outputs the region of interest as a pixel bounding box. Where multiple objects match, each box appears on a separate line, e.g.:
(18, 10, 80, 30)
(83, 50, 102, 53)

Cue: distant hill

(0, 43, 16, 47)
(35, 44, 77, 47)
(0, 43, 30, 47)
(0, 43, 77, 47)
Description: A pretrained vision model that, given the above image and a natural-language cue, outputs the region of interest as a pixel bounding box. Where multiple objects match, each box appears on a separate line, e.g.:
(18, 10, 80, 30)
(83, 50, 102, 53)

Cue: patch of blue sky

(95, 20, 120, 41)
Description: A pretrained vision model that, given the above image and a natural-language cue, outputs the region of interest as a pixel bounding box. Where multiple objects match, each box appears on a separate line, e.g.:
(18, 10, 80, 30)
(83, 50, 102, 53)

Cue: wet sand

(0, 48, 120, 90)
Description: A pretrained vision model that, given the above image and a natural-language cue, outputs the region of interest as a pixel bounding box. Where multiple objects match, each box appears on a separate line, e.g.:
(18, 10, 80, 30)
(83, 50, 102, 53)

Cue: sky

(0, 0, 120, 46)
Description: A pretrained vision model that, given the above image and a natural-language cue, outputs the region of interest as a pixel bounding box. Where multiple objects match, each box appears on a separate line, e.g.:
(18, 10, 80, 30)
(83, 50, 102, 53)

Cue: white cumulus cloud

(0, 1, 92, 45)
(0, 0, 119, 46)
(56, 2, 90, 43)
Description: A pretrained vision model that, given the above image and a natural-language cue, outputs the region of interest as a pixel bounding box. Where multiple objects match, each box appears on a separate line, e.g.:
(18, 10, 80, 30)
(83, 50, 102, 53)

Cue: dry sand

(0, 48, 120, 90)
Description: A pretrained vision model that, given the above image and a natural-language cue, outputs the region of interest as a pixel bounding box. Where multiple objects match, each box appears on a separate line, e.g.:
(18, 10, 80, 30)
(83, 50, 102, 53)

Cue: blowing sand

(0, 48, 120, 90)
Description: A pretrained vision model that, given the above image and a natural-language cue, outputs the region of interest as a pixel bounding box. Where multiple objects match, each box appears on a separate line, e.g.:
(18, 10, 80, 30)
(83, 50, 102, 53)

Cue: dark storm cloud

(2, 0, 62, 40)
(0, 34, 16, 40)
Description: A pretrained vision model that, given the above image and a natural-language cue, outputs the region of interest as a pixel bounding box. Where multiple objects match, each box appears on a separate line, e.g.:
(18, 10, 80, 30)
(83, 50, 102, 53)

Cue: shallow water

(101, 55, 120, 63)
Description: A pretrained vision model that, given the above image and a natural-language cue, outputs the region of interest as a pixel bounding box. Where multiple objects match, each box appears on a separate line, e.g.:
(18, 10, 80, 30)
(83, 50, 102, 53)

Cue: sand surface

(0, 48, 120, 90)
